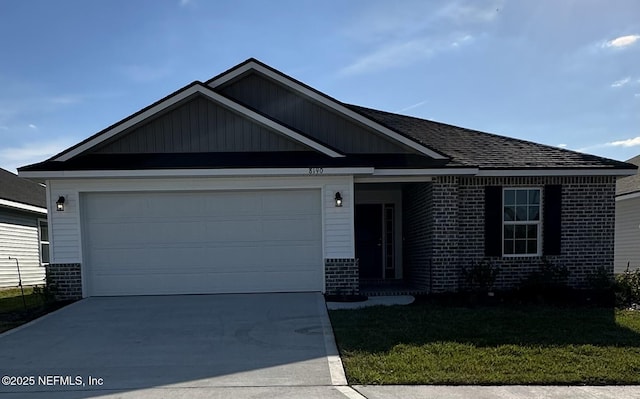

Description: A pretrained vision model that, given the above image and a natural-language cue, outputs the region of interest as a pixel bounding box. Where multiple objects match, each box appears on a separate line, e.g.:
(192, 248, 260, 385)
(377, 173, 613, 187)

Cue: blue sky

(1, 0, 639, 173)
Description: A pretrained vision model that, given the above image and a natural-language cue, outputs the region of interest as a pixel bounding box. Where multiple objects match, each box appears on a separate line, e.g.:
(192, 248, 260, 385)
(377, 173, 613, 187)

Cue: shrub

(518, 259, 569, 303)
(461, 259, 499, 294)
(615, 263, 640, 308)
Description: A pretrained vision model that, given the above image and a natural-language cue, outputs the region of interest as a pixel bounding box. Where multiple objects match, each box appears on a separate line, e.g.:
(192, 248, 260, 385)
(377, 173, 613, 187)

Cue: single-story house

(0, 167, 48, 288)
(615, 155, 640, 273)
(18, 59, 637, 299)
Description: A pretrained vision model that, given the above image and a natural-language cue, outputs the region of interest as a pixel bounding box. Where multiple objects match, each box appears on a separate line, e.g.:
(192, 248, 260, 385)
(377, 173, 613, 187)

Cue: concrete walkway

(353, 385, 640, 399)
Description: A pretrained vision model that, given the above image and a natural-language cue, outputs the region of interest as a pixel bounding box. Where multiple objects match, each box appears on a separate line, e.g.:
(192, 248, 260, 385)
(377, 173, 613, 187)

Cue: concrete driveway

(0, 293, 354, 398)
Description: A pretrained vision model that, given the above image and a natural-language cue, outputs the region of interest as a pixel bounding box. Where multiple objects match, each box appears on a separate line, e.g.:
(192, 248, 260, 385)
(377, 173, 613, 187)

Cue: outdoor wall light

(56, 196, 66, 212)
(334, 192, 343, 207)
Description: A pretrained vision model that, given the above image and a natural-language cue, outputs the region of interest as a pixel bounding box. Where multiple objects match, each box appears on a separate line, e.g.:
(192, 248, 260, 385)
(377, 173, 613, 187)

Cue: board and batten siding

(219, 72, 413, 154)
(46, 175, 355, 266)
(93, 95, 308, 154)
(0, 209, 46, 287)
(615, 197, 640, 273)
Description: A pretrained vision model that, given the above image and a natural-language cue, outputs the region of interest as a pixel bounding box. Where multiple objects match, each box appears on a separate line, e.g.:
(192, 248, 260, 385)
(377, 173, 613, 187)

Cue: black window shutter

(484, 186, 502, 256)
(543, 185, 562, 255)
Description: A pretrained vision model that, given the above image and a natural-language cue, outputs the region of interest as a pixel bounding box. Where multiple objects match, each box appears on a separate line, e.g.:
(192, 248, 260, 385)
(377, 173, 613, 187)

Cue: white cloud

(603, 34, 640, 48)
(397, 100, 428, 113)
(557, 144, 567, 148)
(436, 0, 503, 24)
(28, 124, 37, 129)
(48, 95, 82, 105)
(611, 77, 631, 87)
(341, 0, 500, 75)
(341, 39, 436, 76)
(608, 136, 640, 147)
(635, 93, 640, 98)
(451, 35, 474, 47)
(0, 139, 75, 173)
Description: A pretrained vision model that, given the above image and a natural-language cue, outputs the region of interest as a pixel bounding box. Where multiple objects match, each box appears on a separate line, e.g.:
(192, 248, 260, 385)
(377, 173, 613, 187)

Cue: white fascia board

(208, 61, 447, 160)
(476, 168, 637, 177)
(54, 85, 344, 162)
(372, 168, 479, 176)
(616, 191, 640, 201)
(18, 167, 374, 179)
(355, 176, 434, 183)
(0, 198, 47, 214)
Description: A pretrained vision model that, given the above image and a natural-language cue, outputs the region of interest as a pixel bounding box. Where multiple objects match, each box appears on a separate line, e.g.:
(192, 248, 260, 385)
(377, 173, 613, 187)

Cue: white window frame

(502, 187, 542, 257)
(38, 218, 50, 266)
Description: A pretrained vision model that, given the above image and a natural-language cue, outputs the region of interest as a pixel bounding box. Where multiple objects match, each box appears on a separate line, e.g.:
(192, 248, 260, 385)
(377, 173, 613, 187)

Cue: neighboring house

(18, 59, 637, 299)
(615, 155, 640, 273)
(0, 167, 48, 288)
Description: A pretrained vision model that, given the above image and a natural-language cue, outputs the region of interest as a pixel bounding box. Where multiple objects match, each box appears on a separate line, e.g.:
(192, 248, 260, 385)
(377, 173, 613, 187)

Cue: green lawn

(0, 287, 66, 333)
(329, 304, 640, 385)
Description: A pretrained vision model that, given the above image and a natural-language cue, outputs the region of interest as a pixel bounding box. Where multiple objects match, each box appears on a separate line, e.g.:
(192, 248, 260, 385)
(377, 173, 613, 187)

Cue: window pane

(41, 243, 50, 264)
(504, 240, 514, 254)
(516, 190, 528, 204)
(516, 206, 527, 221)
(504, 206, 515, 221)
(527, 224, 537, 238)
(515, 225, 527, 239)
(515, 240, 526, 253)
(504, 225, 514, 239)
(528, 206, 540, 221)
(504, 190, 515, 205)
(527, 239, 537, 254)
(529, 190, 540, 205)
(39, 222, 48, 242)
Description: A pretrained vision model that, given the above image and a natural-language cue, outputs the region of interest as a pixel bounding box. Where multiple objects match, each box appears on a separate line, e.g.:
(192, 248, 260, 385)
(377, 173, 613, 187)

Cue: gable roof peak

(207, 59, 448, 160)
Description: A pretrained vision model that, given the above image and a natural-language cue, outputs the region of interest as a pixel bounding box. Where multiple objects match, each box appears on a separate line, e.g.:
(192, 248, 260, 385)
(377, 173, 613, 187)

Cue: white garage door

(82, 190, 322, 296)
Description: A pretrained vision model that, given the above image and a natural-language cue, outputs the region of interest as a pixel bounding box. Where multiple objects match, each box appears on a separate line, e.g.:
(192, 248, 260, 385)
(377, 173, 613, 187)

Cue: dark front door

(355, 204, 383, 279)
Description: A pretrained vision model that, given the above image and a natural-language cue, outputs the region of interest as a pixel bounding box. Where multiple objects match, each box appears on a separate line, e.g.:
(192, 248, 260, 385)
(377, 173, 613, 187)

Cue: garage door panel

(91, 269, 322, 296)
(263, 219, 320, 241)
(83, 190, 322, 296)
(203, 220, 264, 241)
(90, 221, 207, 246)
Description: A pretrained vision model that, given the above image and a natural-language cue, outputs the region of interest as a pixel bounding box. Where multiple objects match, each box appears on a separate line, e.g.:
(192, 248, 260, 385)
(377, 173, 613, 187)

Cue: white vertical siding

(47, 182, 82, 264)
(615, 197, 640, 273)
(324, 179, 355, 258)
(0, 211, 46, 287)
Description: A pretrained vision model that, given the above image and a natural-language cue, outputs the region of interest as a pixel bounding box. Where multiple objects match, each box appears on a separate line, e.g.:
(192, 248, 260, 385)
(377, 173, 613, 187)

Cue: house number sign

(309, 167, 324, 175)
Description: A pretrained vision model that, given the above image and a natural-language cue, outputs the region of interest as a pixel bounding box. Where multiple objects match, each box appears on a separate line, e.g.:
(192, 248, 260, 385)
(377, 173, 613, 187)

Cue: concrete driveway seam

(336, 385, 368, 399)
(317, 294, 348, 386)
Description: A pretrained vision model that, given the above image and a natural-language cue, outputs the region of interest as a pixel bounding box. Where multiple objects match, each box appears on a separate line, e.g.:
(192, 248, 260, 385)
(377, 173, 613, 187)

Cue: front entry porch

(354, 182, 432, 296)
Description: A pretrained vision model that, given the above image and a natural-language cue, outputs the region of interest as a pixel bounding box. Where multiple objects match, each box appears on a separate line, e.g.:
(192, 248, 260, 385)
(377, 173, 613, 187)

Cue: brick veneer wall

(46, 263, 82, 300)
(325, 258, 359, 295)
(403, 183, 433, 290)
(401, 176, 616, 293)
(456, 176, 615, 291)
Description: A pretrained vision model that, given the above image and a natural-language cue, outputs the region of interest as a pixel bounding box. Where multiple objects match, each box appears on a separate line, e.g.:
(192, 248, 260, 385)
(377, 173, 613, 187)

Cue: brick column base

(46, 263, 82, 300)
(325, 258, 359, 295)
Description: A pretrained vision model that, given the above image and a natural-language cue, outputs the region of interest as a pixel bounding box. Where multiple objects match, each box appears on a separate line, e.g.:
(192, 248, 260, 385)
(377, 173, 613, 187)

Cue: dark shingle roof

(616, 155, 640, 196)
(349, 105, 634, 170)
(0, 167, 46, 208)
